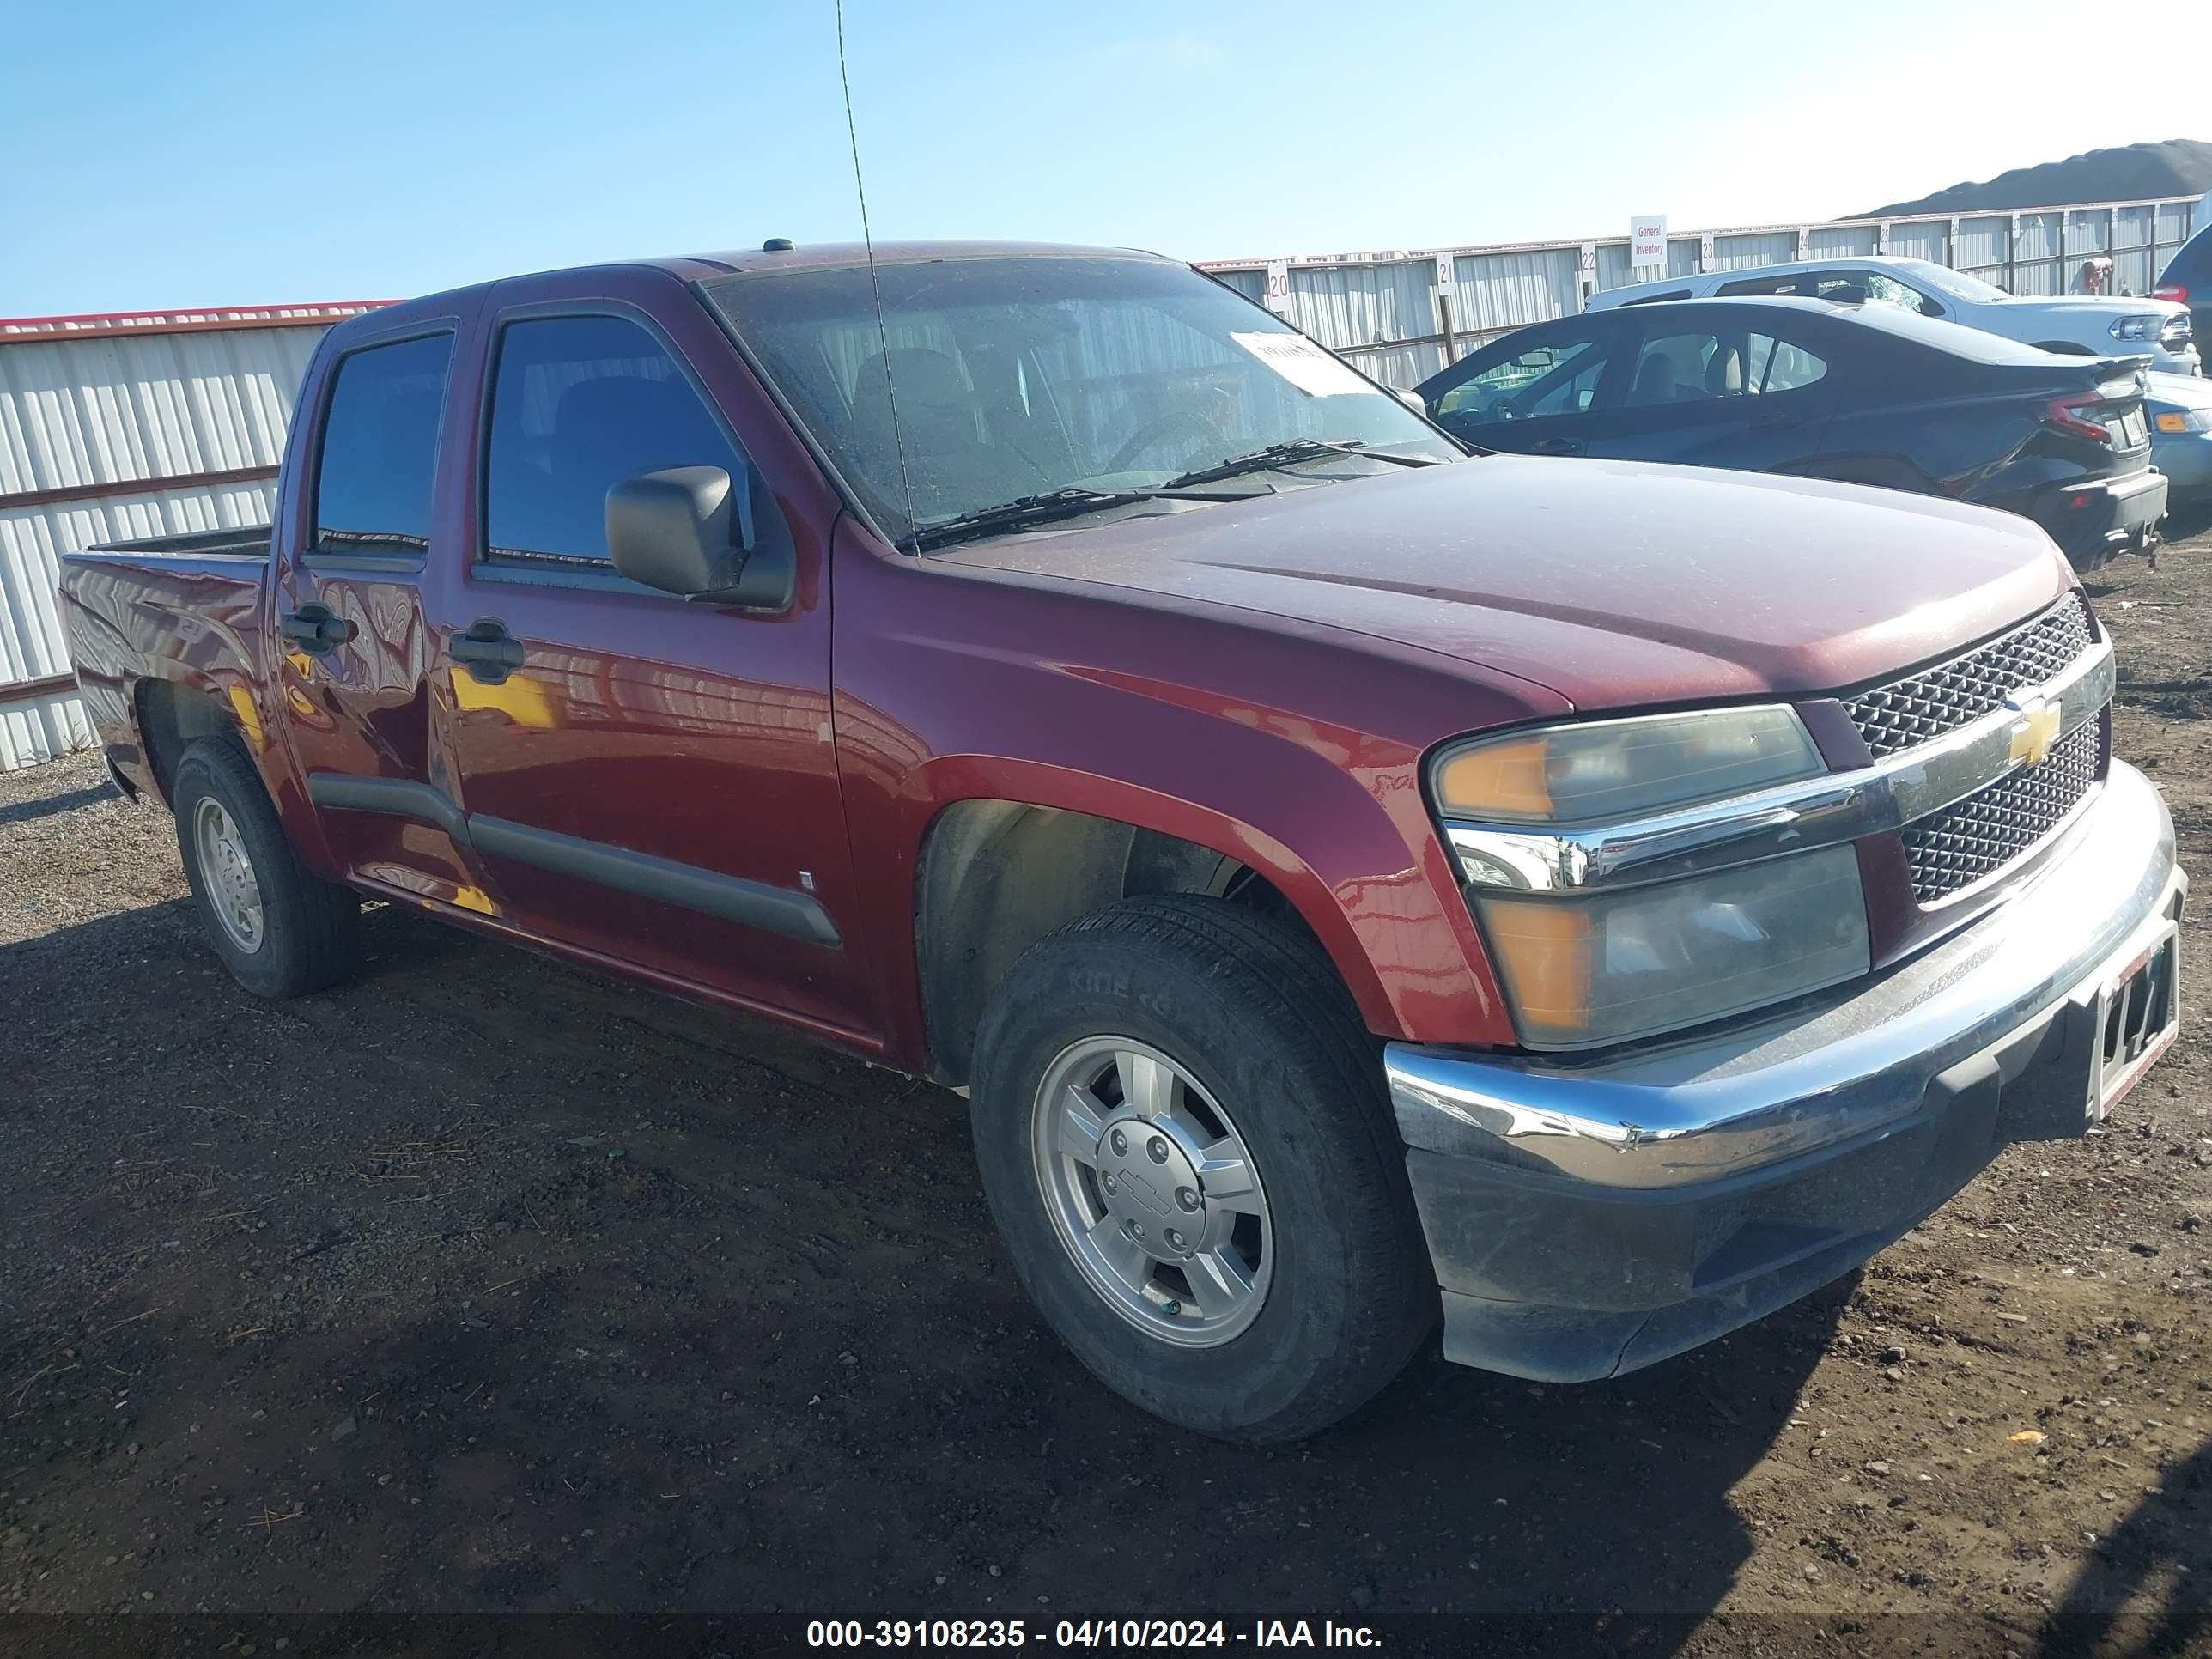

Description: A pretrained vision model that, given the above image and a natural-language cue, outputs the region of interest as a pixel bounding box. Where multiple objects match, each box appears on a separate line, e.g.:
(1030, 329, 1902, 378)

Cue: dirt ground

(4, 519, 2211, 1658)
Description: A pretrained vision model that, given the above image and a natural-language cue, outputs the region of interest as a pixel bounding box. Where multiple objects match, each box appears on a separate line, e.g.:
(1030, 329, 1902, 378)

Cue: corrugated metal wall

(0, 318, 343, 771)
(0, 329, 316, 499)
(1202, 194, 2203, 389)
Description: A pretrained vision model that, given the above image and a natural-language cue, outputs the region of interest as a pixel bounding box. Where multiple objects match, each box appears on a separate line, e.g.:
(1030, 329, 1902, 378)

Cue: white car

(1587, 256, 2201, 375)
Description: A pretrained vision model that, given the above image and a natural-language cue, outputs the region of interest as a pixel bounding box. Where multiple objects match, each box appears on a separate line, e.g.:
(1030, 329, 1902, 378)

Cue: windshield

(1900, 260, 2008, 303)
(702, 256, 1457, 548)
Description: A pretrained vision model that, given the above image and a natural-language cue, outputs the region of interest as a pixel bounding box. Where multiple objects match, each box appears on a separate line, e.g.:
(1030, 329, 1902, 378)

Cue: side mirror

(1395, 387, 1429, 415)
(605, 465, 793, 609)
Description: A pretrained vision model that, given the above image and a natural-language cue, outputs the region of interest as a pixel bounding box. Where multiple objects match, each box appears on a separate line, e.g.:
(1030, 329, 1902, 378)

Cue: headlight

(2110, 315, 2157, 342)
(2154, 407, 2212, 434)
(1474, 848, 1870, 1048)
(1430, 706, 1822, 827)
(1429, 708, 1869, 1048)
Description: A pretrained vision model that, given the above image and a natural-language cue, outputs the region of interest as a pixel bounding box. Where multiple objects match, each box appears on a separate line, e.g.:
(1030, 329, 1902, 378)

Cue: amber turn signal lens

(1432, 738, 1551, 820)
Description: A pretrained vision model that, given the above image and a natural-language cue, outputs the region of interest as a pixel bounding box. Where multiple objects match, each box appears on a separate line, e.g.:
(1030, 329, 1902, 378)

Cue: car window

(313, 334, 453, 554)
(1716, 270, 1940, 315)
(1716, 274, 1808, 298)
(1626, 331, 1723, 405)
(484, 314, 743, 568)
(1746, 333, 1830, 392)
(1626, 328, 1828, 405)
(1819, 272, 1936, 314)
(1436, 339, 1607, 422)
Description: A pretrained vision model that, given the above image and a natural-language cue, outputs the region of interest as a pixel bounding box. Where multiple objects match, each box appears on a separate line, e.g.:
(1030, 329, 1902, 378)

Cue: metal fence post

(1434, 252, 1458, 370)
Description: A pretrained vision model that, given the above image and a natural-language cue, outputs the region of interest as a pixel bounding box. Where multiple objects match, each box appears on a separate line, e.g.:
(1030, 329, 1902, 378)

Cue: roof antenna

(836, 0, 921, 556)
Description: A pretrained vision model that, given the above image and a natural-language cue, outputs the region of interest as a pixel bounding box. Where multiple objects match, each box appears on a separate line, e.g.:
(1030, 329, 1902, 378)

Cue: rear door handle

(1528, 436, 1583, 455)
(278, 605, 356, 653)
(450, 618, 526, 685)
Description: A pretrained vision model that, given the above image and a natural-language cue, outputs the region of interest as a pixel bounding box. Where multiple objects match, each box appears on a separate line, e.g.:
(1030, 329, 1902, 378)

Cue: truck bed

(58, 528, 276, 794)
(83, 524, 272, 561)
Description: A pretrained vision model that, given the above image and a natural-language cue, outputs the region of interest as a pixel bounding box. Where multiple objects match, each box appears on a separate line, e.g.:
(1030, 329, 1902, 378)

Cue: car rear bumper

(1386, 759, 2184, 1383)
(2038, 467, 2168, 565)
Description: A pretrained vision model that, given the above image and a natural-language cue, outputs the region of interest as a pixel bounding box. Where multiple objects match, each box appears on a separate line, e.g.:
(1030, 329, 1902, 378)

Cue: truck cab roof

(357, 241, 1179, 331)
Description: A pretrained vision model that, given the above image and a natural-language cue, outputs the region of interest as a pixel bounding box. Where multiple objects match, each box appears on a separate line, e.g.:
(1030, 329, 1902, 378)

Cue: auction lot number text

(808, 1621, 1382, 1649)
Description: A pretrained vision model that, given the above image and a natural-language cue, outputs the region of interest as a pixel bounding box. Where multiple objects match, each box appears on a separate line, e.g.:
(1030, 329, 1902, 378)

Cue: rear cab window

(313, 334, 453, 555)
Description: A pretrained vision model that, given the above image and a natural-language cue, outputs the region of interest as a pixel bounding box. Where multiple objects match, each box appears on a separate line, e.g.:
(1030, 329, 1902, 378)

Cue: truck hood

(937, 454, 2075, 712)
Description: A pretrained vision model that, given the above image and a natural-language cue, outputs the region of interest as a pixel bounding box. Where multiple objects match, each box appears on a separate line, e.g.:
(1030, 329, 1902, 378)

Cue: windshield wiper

(1165, 438, 1440, 489)
(908, 445, 1438, 551)
(911, 487, 1153, 550)
(911, 483, 1262, 551)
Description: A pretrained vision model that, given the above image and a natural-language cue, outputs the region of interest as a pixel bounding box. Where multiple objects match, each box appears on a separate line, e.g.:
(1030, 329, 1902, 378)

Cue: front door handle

(278, 605, 356, 653)
(450, 618, 526, 685)
(1528, 436, 1583, 455)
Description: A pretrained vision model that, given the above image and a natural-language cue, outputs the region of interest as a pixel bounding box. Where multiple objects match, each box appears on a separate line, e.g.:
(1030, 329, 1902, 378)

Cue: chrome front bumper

(1387, 760, 2185, 1380)
(1391, 760, 2180, 1190)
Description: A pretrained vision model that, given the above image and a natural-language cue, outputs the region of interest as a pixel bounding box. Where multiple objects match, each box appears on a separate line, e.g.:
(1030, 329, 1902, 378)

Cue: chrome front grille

(1845, 593, 2095, 759)
(1900, 722, 2100, 903)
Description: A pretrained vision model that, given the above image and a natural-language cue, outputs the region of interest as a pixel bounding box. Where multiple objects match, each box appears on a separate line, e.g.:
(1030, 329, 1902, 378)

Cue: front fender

(830, 537, 1558, 1071)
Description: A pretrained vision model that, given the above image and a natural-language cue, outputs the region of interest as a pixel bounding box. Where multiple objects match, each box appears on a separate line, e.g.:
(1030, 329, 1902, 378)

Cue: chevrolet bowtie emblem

(2005, 693, 2062, 768)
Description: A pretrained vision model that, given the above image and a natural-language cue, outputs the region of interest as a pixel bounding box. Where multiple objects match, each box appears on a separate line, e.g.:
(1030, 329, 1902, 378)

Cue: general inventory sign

(1629, 214, 1668, 271)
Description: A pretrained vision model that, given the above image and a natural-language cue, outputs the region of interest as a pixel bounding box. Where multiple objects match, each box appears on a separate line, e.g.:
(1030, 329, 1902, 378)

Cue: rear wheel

(172, 737, 361, 998)
(969, 895, 1435, 1442)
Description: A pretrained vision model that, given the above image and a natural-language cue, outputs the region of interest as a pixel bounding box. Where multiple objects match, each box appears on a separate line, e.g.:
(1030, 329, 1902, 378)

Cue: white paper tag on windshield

(1231, 331, 1376, 398)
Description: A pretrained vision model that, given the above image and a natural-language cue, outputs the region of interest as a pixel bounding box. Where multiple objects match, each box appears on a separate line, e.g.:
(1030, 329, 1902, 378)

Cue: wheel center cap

(1116, 1167, 1170, 1218)
(1096, 1114, 1203, 1254)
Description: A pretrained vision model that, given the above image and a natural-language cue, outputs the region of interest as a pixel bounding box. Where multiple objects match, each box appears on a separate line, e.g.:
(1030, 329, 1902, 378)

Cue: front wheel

(969, 895, 1435, 1443)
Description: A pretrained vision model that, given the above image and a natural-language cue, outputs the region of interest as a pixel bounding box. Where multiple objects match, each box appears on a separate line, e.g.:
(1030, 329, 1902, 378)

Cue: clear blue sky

(0, 0, 2185, 316)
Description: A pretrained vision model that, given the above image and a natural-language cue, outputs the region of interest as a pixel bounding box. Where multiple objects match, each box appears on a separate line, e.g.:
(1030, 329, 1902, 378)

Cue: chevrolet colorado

(59, 241, 2185, 1442)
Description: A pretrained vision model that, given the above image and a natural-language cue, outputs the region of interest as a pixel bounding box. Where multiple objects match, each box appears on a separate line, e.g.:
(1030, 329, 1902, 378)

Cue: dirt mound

(1865, 139, 2212, 217)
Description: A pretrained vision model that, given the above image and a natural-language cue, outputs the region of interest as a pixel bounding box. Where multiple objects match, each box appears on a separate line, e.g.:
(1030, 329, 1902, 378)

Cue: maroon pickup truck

(60, 241, 2185, 1442)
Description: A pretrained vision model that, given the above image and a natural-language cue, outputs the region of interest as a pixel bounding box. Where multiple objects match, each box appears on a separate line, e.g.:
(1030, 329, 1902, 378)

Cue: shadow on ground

(1, 899, 1849, 1637)
(2045, 1438, 2212, 1657)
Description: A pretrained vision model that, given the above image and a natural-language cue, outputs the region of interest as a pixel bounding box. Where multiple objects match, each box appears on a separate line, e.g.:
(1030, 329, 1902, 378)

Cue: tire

(171, 736, 362, 999)
(969, 894, 1435, 1443)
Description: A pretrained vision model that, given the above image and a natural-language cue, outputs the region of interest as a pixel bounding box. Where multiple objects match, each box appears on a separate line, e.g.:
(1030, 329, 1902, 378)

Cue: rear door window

(483, 314, 744, 568)
(1626, 327, 1829, 405)
(313, 334, 453, 554)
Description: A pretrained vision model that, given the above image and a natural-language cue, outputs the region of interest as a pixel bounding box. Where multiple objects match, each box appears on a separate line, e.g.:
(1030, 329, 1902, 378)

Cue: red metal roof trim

(0, 301, 395, 343)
